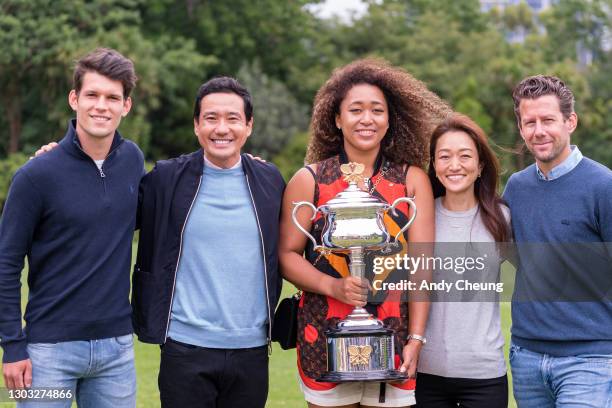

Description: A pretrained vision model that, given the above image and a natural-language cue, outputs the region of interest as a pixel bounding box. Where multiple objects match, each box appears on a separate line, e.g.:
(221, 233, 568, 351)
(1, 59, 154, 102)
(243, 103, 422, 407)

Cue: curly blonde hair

(305, 58, 451, 167)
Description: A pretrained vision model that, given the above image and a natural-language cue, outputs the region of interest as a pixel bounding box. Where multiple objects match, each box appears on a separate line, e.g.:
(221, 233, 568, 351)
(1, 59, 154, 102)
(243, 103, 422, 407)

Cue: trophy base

(317, 370, 409, 383)
(319, 324, 406, 383)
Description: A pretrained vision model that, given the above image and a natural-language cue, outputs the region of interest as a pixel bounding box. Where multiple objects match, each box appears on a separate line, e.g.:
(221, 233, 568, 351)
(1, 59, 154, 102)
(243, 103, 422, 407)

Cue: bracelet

(407, 334, 427, 345)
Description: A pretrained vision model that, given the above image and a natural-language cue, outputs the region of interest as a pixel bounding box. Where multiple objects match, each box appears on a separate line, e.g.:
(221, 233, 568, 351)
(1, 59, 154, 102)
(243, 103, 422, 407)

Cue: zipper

(245, 174, 273, 355)
(74, 139, 121, 200)
(73, 139, 121, 179)
(97, 143, 120, 197)
(100, 166, 107, 197)
(163, 175, 203, 342)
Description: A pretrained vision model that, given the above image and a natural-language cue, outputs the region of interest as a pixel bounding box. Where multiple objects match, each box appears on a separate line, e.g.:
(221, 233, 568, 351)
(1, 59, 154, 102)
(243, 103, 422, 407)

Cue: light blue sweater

(503, 157, 612, 356)
(167, 162, 268, 348)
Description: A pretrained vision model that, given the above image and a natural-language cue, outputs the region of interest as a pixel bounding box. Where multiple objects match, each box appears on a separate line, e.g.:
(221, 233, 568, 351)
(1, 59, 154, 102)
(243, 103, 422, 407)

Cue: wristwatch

(407, 334, 427, 345)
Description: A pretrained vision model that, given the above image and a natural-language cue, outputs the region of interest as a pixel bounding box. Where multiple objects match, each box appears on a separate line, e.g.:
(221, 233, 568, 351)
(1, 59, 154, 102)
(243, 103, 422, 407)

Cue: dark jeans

(158, 338, 269, 408)
(415, 372, 508, 408)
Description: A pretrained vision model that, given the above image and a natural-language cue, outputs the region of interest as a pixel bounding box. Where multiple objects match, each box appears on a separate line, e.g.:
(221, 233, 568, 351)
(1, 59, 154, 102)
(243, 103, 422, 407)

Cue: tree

(0, 0, 213, 158)
(237, 61, 309, 158)
(273, 132, 309, 182)
(541, 0, 612, 63)
(0, 153, 28, 211)
(1, 0, 609, 172)
(140, 0, 319, 80)
(0, 0, 85, 153)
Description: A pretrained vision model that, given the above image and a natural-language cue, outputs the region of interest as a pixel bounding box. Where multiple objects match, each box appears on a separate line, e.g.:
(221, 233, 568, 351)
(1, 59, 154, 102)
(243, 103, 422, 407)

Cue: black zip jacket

(132, 150, 285, 345)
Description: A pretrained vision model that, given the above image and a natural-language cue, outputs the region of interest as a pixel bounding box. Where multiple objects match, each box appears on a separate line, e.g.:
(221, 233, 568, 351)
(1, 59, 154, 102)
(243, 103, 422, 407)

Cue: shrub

(0, 153, 29, 212)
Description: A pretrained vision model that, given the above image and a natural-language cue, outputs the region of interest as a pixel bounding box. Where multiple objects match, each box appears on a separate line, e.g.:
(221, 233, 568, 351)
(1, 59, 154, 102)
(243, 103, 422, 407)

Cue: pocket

(115, 334, 134, 347)
(509, 344, 520, 362)
(27, 342, 60, 366)
(162, 339, 197, 357)
(576, 354, 612, 365)
(131, 268, 168, 337)
(238, 345, 269, 378)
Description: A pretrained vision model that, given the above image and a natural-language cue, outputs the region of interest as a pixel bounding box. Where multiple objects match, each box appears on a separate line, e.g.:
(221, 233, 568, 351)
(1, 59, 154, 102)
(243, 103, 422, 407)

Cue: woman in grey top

(416, 114, 511, 407)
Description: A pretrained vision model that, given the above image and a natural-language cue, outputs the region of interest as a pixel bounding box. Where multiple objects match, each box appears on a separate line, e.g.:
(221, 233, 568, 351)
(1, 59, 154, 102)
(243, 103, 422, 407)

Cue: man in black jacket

(132, 77, 285, 408)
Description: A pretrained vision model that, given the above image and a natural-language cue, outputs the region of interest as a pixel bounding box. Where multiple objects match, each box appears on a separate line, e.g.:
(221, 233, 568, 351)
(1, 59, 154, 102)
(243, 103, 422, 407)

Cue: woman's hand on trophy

(399, 340, 423, 378)
(330, 276, 370, 306)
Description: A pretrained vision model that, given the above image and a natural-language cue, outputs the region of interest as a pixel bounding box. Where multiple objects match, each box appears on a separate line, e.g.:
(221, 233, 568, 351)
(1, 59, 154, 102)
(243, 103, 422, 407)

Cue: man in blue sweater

(0, 48, 144, 407)
(503, 75, 612, 407)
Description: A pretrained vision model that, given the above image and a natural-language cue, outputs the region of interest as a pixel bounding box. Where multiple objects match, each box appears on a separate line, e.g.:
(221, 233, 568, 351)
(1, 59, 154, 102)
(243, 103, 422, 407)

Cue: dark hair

(73, 48, 137, 98)
(306, 58, 450, 167)
(512, 75, 575, 126)
(193, 76, 253, 122)
(428, 114, 510, 242)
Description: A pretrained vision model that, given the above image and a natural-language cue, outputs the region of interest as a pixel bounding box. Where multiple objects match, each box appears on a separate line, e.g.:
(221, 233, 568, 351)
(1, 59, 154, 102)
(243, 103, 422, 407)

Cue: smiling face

(194, 92, 253, 168)
(336, 83, 389, 158)
(518, 94, 577, 174)
(68, 71, 132, 143)
(434, 130, 482, 199)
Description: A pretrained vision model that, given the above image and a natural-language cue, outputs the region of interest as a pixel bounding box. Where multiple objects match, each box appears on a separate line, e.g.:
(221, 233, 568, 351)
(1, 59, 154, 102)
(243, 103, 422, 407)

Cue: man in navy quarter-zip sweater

(132, 77, 285, 408)
(0, 48, 143, 407)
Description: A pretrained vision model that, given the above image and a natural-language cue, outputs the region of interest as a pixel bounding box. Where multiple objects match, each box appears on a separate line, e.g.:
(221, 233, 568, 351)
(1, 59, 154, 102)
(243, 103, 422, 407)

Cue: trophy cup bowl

(292, 165, 417, 382)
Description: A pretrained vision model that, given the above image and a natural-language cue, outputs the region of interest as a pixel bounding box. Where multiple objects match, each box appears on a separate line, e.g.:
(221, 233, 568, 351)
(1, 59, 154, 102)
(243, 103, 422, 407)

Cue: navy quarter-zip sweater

(0, 120, 144, 363)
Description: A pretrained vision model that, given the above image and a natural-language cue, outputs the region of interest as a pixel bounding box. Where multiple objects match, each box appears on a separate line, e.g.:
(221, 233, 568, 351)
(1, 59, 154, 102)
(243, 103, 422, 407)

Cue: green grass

(2, 259, 517, 408)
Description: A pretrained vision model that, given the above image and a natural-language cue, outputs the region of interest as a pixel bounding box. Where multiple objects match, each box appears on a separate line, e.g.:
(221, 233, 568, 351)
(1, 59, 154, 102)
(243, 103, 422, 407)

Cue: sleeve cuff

(1, 340, 29, 363)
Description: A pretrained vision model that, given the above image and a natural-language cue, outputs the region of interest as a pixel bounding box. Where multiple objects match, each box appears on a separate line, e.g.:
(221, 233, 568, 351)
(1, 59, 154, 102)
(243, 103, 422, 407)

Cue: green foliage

(0, 0, 214, 159)
(541, 0, 612, 61)
(322, 0, 611, 174)
(0, 153, 29, 211)
(491, 1, 536, 33)
(273, 132, 309, 182)
(141, 34, 217, 159)
(238, 62, 309, 159)
(140, 0, 317, 80)
(0, 0, 610, 170)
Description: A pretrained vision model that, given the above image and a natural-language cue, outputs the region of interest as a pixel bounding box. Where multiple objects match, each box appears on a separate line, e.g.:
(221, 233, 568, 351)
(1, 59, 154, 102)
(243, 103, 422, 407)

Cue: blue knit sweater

(503, 157, 612, 356)
(0, 120, 144, 363)
(167, 162, 268, 349)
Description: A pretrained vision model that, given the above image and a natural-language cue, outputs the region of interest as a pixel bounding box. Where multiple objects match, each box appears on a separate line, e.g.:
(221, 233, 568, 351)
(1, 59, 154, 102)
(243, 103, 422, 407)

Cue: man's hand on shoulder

(2, 359, 32, 389)
(30, 142, 59, 159)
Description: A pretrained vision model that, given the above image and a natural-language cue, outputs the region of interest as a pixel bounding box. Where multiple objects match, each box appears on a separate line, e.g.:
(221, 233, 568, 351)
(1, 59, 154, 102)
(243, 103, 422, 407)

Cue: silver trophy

(292, 162, 417, 382)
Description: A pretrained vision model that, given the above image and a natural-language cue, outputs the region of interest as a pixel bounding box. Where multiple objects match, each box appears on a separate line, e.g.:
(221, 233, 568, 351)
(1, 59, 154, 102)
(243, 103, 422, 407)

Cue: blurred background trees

(1, 0, 611, 208)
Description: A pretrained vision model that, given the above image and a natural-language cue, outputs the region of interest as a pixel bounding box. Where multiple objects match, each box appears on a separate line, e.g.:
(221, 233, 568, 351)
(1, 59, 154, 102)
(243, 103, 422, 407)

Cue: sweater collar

(204, 154, 242, 170)
(536, 145, 582, 181)
(59, 119, 124, 159)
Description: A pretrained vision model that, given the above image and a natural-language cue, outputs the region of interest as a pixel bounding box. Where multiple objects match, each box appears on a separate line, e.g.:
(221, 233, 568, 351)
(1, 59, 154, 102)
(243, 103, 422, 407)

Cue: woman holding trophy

(279, 59, 449, 408)
(416, 114, 511, 407)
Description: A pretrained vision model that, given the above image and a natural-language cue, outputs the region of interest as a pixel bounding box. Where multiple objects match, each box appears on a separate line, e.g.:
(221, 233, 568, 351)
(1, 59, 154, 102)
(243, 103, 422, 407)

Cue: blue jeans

(509, 342, 612, 408)
(18, 335, 136, 408)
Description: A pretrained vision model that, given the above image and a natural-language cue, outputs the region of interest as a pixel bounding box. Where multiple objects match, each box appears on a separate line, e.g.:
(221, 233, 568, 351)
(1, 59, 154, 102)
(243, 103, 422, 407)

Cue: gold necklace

(365, 163, 389, 195)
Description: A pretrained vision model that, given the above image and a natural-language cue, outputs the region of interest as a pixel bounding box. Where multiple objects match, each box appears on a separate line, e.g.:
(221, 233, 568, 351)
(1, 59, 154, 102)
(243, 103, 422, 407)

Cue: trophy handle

(292, 201, 325, 252)
(388, 196, 417, 243)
